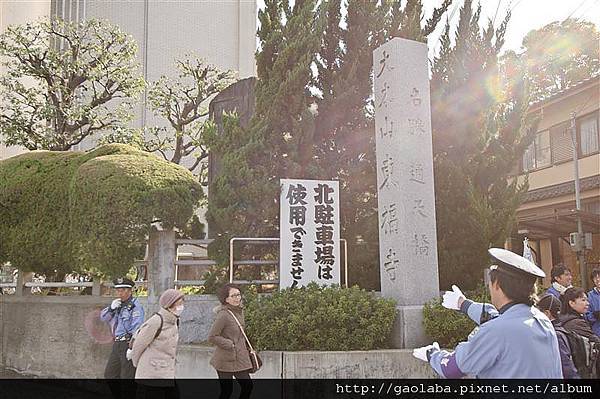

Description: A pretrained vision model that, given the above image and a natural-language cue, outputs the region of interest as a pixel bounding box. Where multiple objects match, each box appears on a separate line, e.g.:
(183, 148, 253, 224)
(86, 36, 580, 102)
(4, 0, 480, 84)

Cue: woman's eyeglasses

(229, 293, 242, 298)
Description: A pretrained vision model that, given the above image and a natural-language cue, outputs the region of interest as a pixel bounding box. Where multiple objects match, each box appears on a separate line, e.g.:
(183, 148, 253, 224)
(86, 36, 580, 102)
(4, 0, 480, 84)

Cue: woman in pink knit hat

(129, 288, 184, 397)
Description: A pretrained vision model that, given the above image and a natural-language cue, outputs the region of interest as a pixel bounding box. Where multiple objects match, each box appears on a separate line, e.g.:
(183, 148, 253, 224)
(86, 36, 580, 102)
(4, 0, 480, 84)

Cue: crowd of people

(98, 252, 600, 399)
(414, 250, 600, 379)
(100, 279, 254, 399)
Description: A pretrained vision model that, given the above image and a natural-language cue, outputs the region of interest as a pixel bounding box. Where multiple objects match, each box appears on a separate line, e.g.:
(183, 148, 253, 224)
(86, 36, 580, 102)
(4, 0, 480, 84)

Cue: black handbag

(227, 310, 263, 373)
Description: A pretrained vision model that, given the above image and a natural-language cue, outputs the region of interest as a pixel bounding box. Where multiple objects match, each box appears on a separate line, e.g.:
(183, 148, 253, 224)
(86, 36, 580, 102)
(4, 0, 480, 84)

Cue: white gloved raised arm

(441, 285, 465, 310)
(110, 298, 122, 310)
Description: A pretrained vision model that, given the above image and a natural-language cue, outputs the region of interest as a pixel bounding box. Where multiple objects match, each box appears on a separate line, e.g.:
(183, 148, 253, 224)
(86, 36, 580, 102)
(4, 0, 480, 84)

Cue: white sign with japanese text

(279, 179, 340, 289)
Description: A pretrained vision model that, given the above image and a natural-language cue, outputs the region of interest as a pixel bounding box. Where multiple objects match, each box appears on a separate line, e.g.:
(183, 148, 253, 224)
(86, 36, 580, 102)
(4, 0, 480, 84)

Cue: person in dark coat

(560, 287, 600, 343)
(208, 283, 253, 399)
(537, 294, 580, 378)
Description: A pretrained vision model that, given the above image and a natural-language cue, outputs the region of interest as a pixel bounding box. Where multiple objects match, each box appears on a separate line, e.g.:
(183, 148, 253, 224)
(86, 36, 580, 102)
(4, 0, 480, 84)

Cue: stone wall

(0, 295, 435, 378)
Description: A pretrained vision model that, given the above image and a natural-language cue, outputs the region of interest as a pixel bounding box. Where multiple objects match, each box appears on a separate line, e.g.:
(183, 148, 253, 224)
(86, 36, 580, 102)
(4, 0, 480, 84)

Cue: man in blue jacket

(413, 248, 562, 378)
(545, 263, 573, 298)
(100, 277, 144, 379)
(586, 268, 600, 337)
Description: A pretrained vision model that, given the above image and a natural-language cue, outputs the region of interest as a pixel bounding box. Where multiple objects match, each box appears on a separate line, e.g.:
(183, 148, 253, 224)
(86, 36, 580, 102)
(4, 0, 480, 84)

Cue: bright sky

(256, 0, 600, 58)
(424, 0, 600, 58)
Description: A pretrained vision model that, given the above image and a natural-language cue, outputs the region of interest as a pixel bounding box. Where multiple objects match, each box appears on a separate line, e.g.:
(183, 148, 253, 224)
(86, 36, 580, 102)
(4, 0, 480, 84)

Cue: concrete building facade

(0, 0, 257, 156)
(0, 0, 51, 159)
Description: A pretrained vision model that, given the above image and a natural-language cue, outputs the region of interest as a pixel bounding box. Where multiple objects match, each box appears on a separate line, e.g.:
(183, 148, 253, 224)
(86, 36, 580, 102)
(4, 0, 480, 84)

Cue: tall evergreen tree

(207, 0, 451, 289)
(206, 0, 321, 276)
(431, 0, 535, 290)
(311, 0, 451, 288)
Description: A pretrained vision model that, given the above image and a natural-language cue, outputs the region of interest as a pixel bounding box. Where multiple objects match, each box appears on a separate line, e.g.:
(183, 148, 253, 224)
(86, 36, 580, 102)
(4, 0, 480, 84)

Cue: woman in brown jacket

(208, 283, 253, 399)
(129, 289, 184, 398)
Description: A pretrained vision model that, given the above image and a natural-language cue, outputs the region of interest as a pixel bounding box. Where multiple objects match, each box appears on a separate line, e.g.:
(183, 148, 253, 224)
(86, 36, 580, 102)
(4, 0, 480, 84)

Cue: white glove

(412, 342, 440, 362)
(110, 298, 122, 310)
(126, 349, 133, 361)
(442, 285, 465, 310)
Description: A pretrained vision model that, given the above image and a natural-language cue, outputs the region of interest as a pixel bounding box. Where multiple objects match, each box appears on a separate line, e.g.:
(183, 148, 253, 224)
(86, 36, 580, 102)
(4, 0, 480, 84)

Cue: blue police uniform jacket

(585, 288, 600, 337)
(100, 296, 145, 338)
(429, 300, 563, 378)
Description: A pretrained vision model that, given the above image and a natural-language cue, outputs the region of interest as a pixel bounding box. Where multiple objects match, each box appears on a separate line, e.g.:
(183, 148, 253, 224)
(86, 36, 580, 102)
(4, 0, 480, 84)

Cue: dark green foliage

(0, 144, 203, 277)
(207, 0, 451, 291)
(422, 284, 488, 348)
(431, 0, 534, 290)
(243, 283, 396, 350)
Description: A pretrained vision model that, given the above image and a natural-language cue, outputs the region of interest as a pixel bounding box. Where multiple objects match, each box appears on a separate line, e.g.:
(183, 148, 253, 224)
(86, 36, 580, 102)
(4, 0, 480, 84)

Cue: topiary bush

(422, 284, 489, 348)
(243, 283, 397, 351)
(0, 144, 203, 277)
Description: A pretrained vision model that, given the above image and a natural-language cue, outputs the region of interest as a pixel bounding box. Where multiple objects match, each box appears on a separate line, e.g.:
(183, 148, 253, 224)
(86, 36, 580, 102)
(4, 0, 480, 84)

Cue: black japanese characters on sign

(281, 179, 340, 289)
(379, 116, 394, 139)
(413, 233, 430, 256)
(376, 50, 394, 78)
(287, 184, 308, 288)
(380, 203, 399, 235)
(384, 248, 399, 281)
(409, 162, 425, 185)
(407, 118, 425, 136)
(314, 184, 335, 281)
(379, 155, 399, 190)
(410, 87, 422, 107)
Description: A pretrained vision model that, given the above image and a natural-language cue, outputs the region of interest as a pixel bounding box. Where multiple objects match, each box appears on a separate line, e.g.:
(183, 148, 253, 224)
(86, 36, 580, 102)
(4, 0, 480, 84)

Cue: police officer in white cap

(100, 277, 144, 381)
(413, 248, 563, 378)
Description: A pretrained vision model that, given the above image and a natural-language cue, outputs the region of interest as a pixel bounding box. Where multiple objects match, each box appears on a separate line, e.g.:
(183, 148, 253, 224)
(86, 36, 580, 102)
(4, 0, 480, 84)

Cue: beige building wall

(515, 78, 600, 286)
(517, 81, 600, 190)
(0, 0, 51, 160)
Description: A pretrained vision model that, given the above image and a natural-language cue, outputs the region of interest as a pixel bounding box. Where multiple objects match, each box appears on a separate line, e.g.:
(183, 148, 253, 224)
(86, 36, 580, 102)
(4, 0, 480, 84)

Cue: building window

(579, 112, 599, 156)
(523, 130, 551, 171)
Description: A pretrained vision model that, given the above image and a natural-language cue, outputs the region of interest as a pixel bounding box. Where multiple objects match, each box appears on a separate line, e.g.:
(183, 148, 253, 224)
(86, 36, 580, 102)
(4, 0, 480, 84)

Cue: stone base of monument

(390, 305, 430, 348)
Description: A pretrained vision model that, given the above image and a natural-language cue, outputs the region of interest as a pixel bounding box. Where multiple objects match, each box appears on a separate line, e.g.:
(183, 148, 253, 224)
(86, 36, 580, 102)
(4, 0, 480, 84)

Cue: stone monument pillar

(373, 37, 440, 348)
(146, 227, 176, 314)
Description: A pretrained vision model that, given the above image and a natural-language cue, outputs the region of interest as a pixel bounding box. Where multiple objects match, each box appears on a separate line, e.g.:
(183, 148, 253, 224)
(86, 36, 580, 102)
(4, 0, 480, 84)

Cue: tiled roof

(528, 74, 600, 108)
(524, 175, 600, 203)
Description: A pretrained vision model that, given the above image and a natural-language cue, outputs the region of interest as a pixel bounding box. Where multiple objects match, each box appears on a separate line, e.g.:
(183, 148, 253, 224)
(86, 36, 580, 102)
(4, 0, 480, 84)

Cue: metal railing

(174, 238, 214, 287)
(1, 237, 216, 295)
(229, 237, 348, 287)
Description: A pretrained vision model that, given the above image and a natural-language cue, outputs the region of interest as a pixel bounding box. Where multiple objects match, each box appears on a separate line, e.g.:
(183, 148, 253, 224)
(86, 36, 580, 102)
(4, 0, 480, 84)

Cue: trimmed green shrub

(0, 144, 203, 277)
(422, 284, 489, 347)
(243, 283, 397, 351)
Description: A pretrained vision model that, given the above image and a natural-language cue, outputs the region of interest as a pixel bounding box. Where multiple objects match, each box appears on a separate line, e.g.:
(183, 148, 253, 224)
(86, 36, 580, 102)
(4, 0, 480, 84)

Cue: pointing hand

(442, 285, 465, 310)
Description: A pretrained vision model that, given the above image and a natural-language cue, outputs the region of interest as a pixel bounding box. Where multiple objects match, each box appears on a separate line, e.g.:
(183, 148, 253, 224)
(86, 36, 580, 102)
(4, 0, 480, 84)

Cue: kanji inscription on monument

(374, 37, 440, 346)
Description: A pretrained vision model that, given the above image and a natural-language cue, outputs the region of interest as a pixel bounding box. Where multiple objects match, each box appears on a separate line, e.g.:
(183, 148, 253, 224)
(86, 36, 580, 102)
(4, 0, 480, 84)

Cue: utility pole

(570, 112, 587, 291)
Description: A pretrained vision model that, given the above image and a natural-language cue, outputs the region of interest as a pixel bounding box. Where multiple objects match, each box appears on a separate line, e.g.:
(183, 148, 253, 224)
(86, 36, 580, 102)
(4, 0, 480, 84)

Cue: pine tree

(206, 0, 321, 281)
(206, 0, 451, 290)
(431, 0, 535, 290)
(311, 0, 451, 288)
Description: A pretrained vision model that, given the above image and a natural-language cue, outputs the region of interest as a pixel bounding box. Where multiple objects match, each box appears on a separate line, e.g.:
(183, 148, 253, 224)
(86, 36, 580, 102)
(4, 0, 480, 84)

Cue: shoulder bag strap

(227, 309, 255, 352)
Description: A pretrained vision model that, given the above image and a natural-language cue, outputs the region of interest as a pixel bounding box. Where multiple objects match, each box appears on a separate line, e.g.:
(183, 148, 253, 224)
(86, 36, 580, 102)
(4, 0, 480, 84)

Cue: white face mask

(172, 305, 184, 316)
